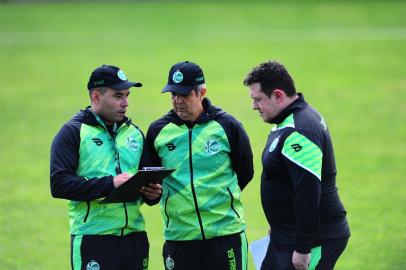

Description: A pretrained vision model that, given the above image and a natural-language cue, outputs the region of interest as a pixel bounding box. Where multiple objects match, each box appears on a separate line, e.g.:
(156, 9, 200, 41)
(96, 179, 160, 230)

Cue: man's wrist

(294, 242, 311, 254)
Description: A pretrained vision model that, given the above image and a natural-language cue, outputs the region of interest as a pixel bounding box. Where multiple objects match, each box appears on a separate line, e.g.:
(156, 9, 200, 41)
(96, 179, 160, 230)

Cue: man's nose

(252, 101, 258, 110)
(174, 95, 182, 103)
(122, 97, 129, 107)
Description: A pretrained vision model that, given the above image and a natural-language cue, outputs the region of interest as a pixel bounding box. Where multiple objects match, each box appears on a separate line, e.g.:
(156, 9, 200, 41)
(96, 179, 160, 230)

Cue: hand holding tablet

(102, 167, 175, 203)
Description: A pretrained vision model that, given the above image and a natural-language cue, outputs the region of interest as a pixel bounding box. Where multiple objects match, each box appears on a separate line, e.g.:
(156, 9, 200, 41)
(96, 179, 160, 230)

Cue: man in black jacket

(243, 61, 350, 270)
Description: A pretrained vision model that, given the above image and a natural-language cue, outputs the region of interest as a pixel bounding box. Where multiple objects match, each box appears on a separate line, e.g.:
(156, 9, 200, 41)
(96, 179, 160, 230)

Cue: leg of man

(71, 234, 122, 270)
(260, 242, 295, 270)
(315, 237, 349, 270)
(124, 231, 149, 270)
(162, 240, 202, 270)
(205, 232, 248, 270)
(260, 239, 272, 270)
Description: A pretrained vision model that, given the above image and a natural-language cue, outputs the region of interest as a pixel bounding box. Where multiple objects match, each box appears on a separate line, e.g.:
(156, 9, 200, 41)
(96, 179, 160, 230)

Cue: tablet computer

(102, 167, 175, 203)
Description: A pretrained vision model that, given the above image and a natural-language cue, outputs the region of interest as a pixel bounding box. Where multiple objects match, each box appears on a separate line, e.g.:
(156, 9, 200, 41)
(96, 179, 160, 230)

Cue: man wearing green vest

(50, 64, 162, 270)
(146, 61, 254, 270)
(243, 60, 350, 270)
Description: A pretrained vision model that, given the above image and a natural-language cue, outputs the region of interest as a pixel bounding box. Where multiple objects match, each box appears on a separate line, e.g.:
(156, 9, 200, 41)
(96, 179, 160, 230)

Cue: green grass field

(1, 1, 405, 269)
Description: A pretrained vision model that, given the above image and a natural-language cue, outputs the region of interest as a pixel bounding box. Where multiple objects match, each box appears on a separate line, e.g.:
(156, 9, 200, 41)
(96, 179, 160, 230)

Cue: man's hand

(292, 250, 310, 270)
(113, 173, 133, 188)
(140, 183, 162, 200)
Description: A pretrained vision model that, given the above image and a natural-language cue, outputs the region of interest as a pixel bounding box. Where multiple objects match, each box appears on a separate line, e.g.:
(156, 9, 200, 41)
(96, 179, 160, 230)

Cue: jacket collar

(272, 93, 307, 125)
(77, 106, 131, 129)
(166, 98, 224, 126)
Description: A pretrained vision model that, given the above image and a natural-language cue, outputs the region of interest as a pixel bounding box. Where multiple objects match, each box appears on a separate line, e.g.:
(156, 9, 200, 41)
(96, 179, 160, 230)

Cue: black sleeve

(285, 163, 321, 254)
(50, 123, 114, 201)
(216, 114, 254, 190)
(282, 130, 323, 254)
(138, 130, 155, 169)
(146, 120, 165, 167)
(138, 129, 161, 206)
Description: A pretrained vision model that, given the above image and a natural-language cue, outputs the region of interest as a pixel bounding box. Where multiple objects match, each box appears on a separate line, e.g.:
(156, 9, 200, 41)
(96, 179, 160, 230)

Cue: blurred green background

(0, 1, 405, 269)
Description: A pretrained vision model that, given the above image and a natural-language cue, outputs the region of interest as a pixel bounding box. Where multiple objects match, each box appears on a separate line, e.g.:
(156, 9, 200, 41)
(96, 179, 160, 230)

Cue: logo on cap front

(172, 71, 183, 83)
(117, 70, 127, 81)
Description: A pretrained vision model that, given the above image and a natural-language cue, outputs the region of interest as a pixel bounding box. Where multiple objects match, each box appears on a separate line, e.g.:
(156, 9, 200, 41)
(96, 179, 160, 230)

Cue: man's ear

(199, 87, 207, 100)
(91, 90, 101, 104)
(272, 89, 286, 103)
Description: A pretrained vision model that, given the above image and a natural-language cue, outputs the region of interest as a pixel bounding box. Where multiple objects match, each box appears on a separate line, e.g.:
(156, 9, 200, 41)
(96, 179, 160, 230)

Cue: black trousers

(261, 237, 349, 270)
(70, 231, 149, 270)
(163, 232, 248, 270)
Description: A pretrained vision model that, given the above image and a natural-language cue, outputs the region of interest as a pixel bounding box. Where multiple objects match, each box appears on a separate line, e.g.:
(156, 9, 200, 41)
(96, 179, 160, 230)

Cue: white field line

(259, 27, 406, 42)
(0, 27, 406, 45)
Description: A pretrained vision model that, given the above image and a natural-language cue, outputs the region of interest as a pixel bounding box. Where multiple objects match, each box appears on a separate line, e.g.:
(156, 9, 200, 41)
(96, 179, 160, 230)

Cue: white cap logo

(117, 70, 127, 81)
(172, 71, 183, 83)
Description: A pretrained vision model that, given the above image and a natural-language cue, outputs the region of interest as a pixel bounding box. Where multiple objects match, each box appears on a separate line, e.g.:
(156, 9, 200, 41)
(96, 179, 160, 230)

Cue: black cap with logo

(161, 61, 205, 94)
(87, 64, 142, 90)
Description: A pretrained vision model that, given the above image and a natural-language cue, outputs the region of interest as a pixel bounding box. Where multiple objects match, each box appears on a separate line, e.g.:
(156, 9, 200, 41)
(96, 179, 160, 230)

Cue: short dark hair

(243, 60, 296, 97)
(89, 87, 108, 96)
(88, 87, 109, 101)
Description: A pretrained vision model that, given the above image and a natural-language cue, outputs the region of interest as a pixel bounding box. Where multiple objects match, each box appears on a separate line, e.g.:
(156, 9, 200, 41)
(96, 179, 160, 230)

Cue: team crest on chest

(205, 138, 220, 154)
(127, 137, 139, 151)
(269, 136, 280, 152)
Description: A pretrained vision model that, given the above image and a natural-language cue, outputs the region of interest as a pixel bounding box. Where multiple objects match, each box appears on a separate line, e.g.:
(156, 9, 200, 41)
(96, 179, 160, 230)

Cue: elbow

(248, 168, 254, 181)
(244, 167, 255, 183)
(238, 171, 254, 191)
(50, 184, 62, 198)
(50, 177, 65, 199)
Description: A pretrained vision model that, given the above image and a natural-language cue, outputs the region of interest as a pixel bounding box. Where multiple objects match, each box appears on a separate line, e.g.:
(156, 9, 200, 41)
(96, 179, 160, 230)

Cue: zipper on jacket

(227, 188, 240, 218)
(111, 126, 128, 236)
(83, 201, 90, 223)
(120, 202, 129, 236)
(189, 128, 206, 240)
(113, 131, 122, 175)
(95, 119, 129, 234)
(164, 193, 170, 228)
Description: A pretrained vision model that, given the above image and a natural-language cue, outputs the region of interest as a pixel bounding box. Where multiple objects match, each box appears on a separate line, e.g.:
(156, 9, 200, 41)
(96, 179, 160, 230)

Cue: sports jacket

(147, 98, 253, 241)
(50, 107, 153, 236)
(261, 94, 350, 254)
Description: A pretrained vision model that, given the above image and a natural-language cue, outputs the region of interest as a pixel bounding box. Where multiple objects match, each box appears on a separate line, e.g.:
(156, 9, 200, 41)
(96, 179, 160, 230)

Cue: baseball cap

(87, 64, 142, 90)
(161, 61, 205, 94)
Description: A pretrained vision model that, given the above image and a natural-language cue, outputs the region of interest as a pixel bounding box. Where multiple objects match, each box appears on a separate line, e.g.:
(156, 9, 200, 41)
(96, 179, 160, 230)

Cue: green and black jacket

(261, 94, 350, 254)
(146, 98, 254, 241)
(50, 107, 154, 236)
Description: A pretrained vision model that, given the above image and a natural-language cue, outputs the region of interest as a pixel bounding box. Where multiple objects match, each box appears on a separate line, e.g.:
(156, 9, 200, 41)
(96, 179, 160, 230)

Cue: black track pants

(71, 231, 149, 270)
(163, 232, 248, 270)
(261, 237, 349, 270)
